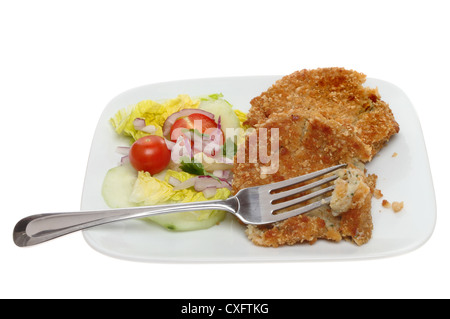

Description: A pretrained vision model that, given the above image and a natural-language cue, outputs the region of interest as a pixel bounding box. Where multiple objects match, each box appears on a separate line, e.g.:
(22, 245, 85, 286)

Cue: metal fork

(13, 164, 346, 247)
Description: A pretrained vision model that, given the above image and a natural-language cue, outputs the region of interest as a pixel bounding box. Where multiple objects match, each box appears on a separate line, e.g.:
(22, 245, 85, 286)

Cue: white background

(1, 0, 449, 299)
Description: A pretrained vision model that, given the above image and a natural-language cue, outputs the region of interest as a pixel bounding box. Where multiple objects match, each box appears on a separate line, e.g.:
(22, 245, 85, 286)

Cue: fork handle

(13, 197, 239, 247)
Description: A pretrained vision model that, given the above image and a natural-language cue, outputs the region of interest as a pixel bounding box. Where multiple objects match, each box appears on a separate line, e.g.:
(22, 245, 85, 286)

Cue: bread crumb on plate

(374, 188, 383, 199)
(381, 199, 404, 213)
(392, 201, 404, 213)
(382, 199, 391, 208)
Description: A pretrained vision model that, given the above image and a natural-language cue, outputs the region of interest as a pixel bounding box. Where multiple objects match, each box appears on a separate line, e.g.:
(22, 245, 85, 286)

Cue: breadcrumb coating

(245, 67, 399, 157)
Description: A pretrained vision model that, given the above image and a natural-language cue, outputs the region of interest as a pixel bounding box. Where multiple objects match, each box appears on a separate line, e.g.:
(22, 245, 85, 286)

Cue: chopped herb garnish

(180, 161, 209, 175)
(179, 160, 220, 181)
(181, 128, 209, 139)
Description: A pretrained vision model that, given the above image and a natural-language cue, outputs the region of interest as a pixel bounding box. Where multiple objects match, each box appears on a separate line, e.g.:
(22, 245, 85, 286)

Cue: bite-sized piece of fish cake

(243, 166, 377, 247)
(245, 67, 399, 157)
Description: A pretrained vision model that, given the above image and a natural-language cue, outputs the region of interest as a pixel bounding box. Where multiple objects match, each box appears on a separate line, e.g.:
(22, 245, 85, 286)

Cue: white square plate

(81, 76, 436, 262)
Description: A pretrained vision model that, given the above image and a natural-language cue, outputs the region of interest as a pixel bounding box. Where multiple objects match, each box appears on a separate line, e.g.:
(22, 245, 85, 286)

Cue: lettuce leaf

(110, 94, 200, 143)
(129, 169, 231, 223)
(234, 109, 249, 129)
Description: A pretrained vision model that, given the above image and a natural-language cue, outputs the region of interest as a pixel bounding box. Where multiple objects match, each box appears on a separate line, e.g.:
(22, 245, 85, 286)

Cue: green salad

(101, 93, 247, 231)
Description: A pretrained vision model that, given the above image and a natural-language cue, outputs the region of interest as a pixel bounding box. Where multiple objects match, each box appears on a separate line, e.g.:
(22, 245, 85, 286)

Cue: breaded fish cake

(245, 67, 399, 157)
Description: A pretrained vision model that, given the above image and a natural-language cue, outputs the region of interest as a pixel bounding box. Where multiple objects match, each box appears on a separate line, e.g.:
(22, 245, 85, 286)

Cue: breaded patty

(233, 110, 377, 246)
(245, 67, 399, 158)
(233, 67, 399, 247)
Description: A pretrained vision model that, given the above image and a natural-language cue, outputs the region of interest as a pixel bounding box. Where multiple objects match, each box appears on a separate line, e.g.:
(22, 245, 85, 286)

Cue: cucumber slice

(145, 210, 226, 231)
(199, 98, 241, 133)
(101, 164, 138, 208)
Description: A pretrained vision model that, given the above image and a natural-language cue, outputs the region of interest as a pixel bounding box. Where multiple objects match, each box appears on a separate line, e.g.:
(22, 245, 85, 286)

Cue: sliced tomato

(169, 113, 223, 143)
(129, 135, 171, 174)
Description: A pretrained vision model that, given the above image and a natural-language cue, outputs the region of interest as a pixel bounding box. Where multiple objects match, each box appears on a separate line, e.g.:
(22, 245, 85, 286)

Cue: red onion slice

(212, 169, 232, 181)
(133, 118, 156, 134)
(140, 125, 156, 134)
(202, 187, 217, 199)
(212, 170, 224, 178)
(194, 176, 231, 191)
(162, 108, 215, 139)
(172, 175, 231, 192)
(217, 116, 222, 131)
(221, 169, 233, 181)
(133, 118, 146, 130)
(172, 177, 196, 190)
(168, 176, 181, 187)
(120, 155, 130, 165)
(116, 146, 130, 155)
(164, 138, 176, 150)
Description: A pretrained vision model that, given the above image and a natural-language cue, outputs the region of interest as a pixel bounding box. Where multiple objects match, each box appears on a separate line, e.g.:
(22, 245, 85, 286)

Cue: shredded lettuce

(199, 93, 224, 101)
(234, 109, 249, 129)
(129, 169, 231, 221)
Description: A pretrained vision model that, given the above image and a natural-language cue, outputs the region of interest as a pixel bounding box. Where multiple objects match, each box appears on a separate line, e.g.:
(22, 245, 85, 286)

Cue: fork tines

(262, 163, 347, 222)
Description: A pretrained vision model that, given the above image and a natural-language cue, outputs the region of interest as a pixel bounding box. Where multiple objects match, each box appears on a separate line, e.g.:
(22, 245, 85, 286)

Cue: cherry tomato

(170, 113, 223, 143)
(129, 135, 171, 175)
